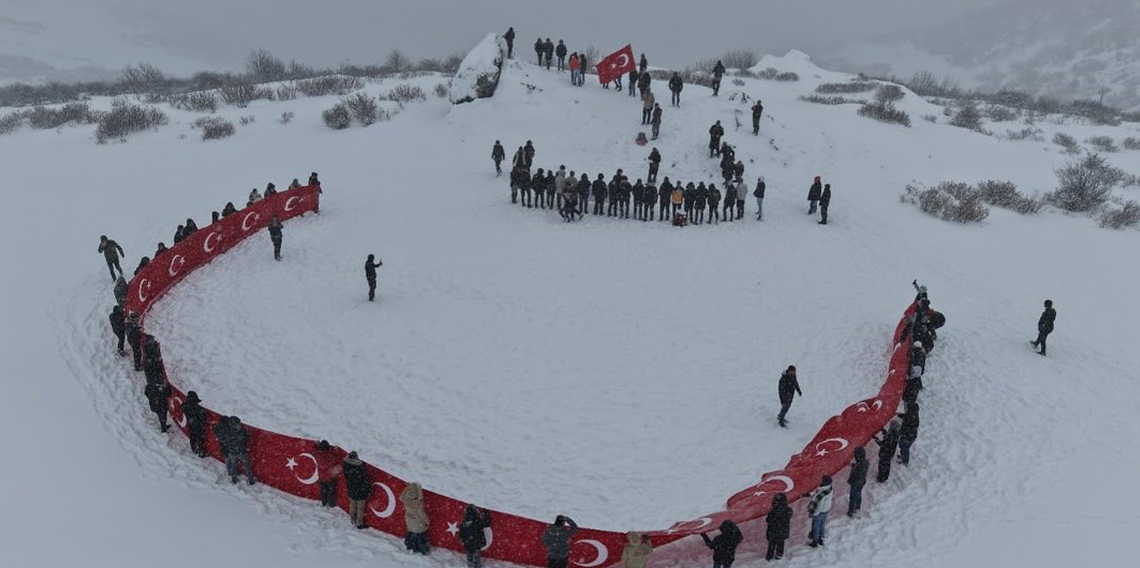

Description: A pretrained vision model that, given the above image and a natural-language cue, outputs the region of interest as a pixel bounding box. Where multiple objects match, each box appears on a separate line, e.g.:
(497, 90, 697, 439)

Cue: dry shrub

(901, 182, 990, 223)
(1098, 201, 1140, 229)
(191, 116, 235, 140)
(816, 81, 876, 94)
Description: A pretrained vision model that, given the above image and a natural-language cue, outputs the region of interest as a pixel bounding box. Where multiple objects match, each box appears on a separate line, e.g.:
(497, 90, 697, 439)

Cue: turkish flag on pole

(596, 44, 635, 85)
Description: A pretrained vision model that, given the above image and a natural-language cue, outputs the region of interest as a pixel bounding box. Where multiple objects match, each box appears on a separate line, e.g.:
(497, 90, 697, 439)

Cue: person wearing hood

(753, 177, 766, 220)
(173, 224, 185, 245)
(641, 89, 655, 125)
(544, 38, 555, 69)
(555, 40, 567, 70)
(1031, 299, 1057, 356)
(569, 52, 580, 85)
(898, 403, 920, 466)
(708, 121, 724, 158)
(264, 182, 277, 197)
(459, 504, 493, 568)
(777, 365, 803, 428)
(751, 100, 765, 135)
(315, 439, 344, 507)
(133, 255, 150, 276)
(342, 451, 371, 528)
(807, 176, 822, 215)
(290, 178, 301, 190)
(542, 515, 579, 568)
(592, 173, 608, 215)
(214, 415, 255, 485)
(807, 475, 834, 547)
(267, 215, 283, 261)
(365, 254, 383, 302)
(308, 172, 323, 214)
(154, 242, 168, 258)
(143, 378, 172, 433)
(874, 419, 902, 482)
(98, 235, 125, 281)
(847, 447, 870, 516)
(181, 391, 208, 457)
(578, 172, 591, 216)
(668, 72, 683, 107)
(141, 334, 164, 386)
(765, 493, 793, 560)
(912, 279, 928, 303)
(400, 482, 431, 554)
(125, 311, 143, 370)
(184, 218, 198, 237)
(621, 532, 652, 568)
(109, 305, 127, 356)
(819, 184, 832, 224)
(221, 202, 238, 217)
(700, 520, 742, 568)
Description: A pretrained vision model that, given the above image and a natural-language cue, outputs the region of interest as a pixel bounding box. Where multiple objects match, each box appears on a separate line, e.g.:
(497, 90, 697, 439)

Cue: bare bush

(1098, 201, 1140, 229)
(922, 114, 938, 123)
(720, 49, 758, 70)
(950, 103, 984, 131)
(121, 63, 167, 90)
(278, 111, 294, 125)
(246, 49, 287, 80)
(858, 101, 911, 127)
(1086, 135, 1118, 153)
(95, 102, 168, 143)
(774, 71, 799, 82)
(731, 78, 745, 87)
(170, 91, 219, 112)
(1053, 132, 1080, 154)
(191, 116, 235, 140)
(1124, 137, 1140, 151)
(321, 103, 351, 130)
(295, 76, 363, 97)
(985, 105, 1018, 122)
(875, 84, 905, 103)
(752, 68, 798, 82)
(904, 70, 961, 98)
(1048, 154, 1121, 212)
(384, 49, 411, 73)
(975, 180, 1044, 214)
(275, 83, 298, 101)
(800, 94, 858, 105)
(343, 93, 379, 125)
(25, 103, 95, 129)
(218, 82, 258, 107)
(1005, 127, 1044, 142)
(433, 83, 449, 98)
(384, 84, 426, 103)
(816, 81, 876, 94)
(0, 112, 23, 135)
(238, 115, 255, 126)
(901, 182, 990, 223)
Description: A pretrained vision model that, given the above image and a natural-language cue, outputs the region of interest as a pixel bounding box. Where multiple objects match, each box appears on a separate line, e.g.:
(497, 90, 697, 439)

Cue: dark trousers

(129, 337, 142, 370)
(651, 122, 660, 139)
(753, 119, 760, 135)
(808, 200, 818, 214)
(710, 206, 719, 223)
(521, 188, 531, 207)
(114, 331, 126, 354)
(642, 108, 651, 124)
(848, 483, 864, 515)
(608, 198, 617, 216)
(319, 480, 338, 506)
(648, 164, 659, 183)
(368, 277, 377, 301)
(105, 256, 122, 280)
(594, 198, 605, 215)
(820, 203, 829, 224)
(1033, 329, 1051, 354)
(466, 550, 482, 568)
(766, 538, 785, 560)
(619, 200, 629, 218)
(660, 202, 669, 220)
(723, 201, 734, 222)
(737, 200, 745, 219)
(557, 55, 565, 70)
(494, 159, 502, 175)
(712, 79, 721, 96)
(189, 427, 207, 457)
(777, 399, 792, 425)
(899, 438, 914, 465)
(271, 237, 282, 260)
(548, 558, 569, 568)
(671, 91, 680, 106)
(506, 42, 513, 59)
(405, 531, 430, 554)
(153, 405, 169, 431)
(877, 456, 893, 482)
(547, 191, 555, 210)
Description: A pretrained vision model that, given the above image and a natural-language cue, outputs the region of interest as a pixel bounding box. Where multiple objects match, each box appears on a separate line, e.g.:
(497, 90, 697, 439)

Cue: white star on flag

(446, 522, 459, 536)
(285, 457, 298, 470)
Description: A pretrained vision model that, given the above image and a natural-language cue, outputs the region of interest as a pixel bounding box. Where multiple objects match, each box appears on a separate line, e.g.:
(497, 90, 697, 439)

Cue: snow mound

(449, 33, 507, 104)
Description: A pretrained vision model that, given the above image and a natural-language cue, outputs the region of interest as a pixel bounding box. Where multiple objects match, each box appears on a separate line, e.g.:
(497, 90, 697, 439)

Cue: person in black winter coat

(628, 69, 638, 97)
(647, 148, 662, 184)
(701, 520, 742, 568)
(125, 311, 143, 370)
(555, 40, 567, 70)
(765, 493, 793, 560)
(182, 390, 208, 457)
(459, 504, 493, 568)
(847, 447, 869, 516)
(707, 184, 721, 223)
(751, 101, 764, 135)
(668, 72, 683, 107)
(267, 215, 283, 261)
(544, 38, 554, 69)
(215, 415, 255, 484)
(712, 60, 726, 96)
(807, 176, 822, 214)
(542, 515, 579, 568)
(184, 218, 199, 236)
(134, 256, 150, 276)
(142, 334, 164, 385)
(898, 403, 920, 466)
(777, 365, 802, 428)
(503, 27, 515, 59)
(222, 202, 238, 217)
(874, 419, 901, 482)
(109, 305, 127, 356)
(591, 174, 607, 215)
(492, 140, 506, 175)
(1031, 299, 1056, 356)
(639, 53, 648, 74)
(144, 379, 172, 432)
(534, 38, 544, 65)
(364, 254, 383, 302)
(342, 451, 371, 528)
(819, 184, 832, 224)
(98, 235, 125, 281)
(637, 69, 651, 96)
(709, 121, 724, 157)
(650, 104, 663, 139)
(658, 179, 672, 221)
(524, 140, 536, 169)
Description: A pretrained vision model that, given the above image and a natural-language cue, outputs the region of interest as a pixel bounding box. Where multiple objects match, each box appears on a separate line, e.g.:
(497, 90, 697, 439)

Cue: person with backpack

(765, 493, 793, 560)
(700, 520, 742, 568)
(215, 415, 255, 485)
(97, 235, 125, 281)
(542, 515, 579, 568)
(459, 504, 493, 568)
(109, 305, 127, 356)
(503, 27, 515, 59)
(751, 100, 764, 135)
(650, 103, 663, 140)
(342, 451, 371, 528)
(807, 176, 822, 215)
(365, 254, 383, 302)
(492, 140, 506, 176)
(1031, 299, 1056, 356)
(847, 447, 869, 516)
(806, 476, 834, 547)
(708, 121, 724, 157)
(819, 183, 832, 224)
(708, 183, 721, 223)
(712, 60, 726, 96)
(874, 419, 902, 482)
(753, 177, 766, 220)
(898, 403, 920, 466)
(182, 391, 208, 457)
(555, 40, 567, 70)
(621, 532, 652, 568)
(267, 215, 283, 261)
(668, 72, 683, 107)
(400, 482, 431, 555)
(144, 378, 172, 433)
(777, 365, 802, 428)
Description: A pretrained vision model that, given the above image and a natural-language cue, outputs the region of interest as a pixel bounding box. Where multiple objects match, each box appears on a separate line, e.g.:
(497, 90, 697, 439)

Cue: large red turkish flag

(596, 44, 635, 85)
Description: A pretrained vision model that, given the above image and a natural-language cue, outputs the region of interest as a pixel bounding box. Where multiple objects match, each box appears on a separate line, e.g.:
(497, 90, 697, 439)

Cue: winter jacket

(651, 106, 662, 124)
(144, 381, 171, 413)
(752, 102, 764, 120)
(899, 407, 920, 443)
(534, 39, 544, 54)
(671, 189, 683, 205)
(544, 40, 554, 56)
(267, 219, 283, 240)
(669, 75, 683, 93)
(109, 306, 125, 337)
(555, 42, 567, 58)
(637, 71, 651, 91)
(753, 181, 766, 198)
(778, 371, 802, 404)
(554, 170, 567, 192)
(621, 533, 653, 568)
(400, 482, 430, 533)
(875, 426, 901, 459)
(708, 187, 721, 207)
(315, 445, 344, 482)
(724, 184, 737, 203)
(648, 149, 661, 165)
(342, 456, 372, 501)
(709, 123, 724, 140)
(700, 522, 742, 566)
(713, 62, 726, 78)
(182, 397, 206, 434)
(765, 501, 793, 540)
(807, 484, 834, 516)
(492, 143, 505, 162)
(542, 518, 579, 560)
(642, 90, 655, 110)
(1039, 307, 1057, 333)
(459, 506, 492, 552)
(365, 259, 382, 281)
(820, 185, 832, 206)
(569, 55, 580, 71)
(848, 453, 869, 487)
(592, 179, 607, 199)
(808, 181, 822, 201)
(99, 239, 124, 261)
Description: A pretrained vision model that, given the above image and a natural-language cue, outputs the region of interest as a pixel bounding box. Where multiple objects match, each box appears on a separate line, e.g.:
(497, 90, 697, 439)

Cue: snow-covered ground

(2, 51, 1139, 567)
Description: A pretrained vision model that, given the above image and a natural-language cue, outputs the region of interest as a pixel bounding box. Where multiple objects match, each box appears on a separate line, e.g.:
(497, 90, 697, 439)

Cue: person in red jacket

(569, 53, 580, 86)
(315, 440, 345, 507)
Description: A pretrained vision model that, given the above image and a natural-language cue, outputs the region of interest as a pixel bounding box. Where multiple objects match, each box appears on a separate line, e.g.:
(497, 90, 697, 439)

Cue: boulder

(449, 33, 507, 104)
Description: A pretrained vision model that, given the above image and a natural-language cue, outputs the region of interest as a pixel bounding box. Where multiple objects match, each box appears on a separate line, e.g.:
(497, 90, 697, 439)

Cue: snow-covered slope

(2, 50, 1138, 568)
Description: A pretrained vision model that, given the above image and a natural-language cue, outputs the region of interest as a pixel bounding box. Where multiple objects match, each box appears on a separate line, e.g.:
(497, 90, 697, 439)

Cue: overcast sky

(3, 0, 1013, 77)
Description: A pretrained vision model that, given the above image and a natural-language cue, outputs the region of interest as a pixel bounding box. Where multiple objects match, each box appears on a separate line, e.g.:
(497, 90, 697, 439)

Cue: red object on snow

(635, 132, 648, 145)
(596, 44, 635, 85)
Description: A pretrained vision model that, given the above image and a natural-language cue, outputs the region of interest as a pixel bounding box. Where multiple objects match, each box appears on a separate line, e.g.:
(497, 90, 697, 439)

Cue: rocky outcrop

(449, 33, 507, 104)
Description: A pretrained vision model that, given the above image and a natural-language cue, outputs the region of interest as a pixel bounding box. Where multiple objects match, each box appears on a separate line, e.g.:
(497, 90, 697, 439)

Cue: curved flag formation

(123, 184, 912, 567)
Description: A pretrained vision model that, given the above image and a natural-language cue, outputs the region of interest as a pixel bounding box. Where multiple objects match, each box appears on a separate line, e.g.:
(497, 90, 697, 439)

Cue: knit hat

(821, 475, 832, 486)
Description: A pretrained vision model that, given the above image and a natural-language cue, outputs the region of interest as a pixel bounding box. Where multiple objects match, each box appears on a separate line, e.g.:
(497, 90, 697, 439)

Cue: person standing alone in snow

(647, 148, 661, 183)
(267, 215, 283, 261)
(542, 515, 579, 568)
(1031, 299, 1056, 356)
(711, 60, 726, 96)
(753, 177, 766, 220)
(668, 72, 683, 107)
(777, 365, 802, 428)
(806, 476, 834, 547)
(650, 103, 663, 140)
(503, 27, 515, 59)
(847, 447, 869, 516)
(700, 520, 742, 568)
(98, 235, 125, 281)
(751, 100, 764, 135)
(365, 254, 383, 302)
(492, 140, 505, 176)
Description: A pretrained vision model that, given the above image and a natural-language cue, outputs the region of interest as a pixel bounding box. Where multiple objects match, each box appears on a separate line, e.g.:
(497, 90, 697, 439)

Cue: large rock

(449, 33, 507, 104)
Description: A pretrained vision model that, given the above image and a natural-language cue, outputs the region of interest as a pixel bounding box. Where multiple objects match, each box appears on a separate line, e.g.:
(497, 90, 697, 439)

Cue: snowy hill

(2, 48, 1139, 568)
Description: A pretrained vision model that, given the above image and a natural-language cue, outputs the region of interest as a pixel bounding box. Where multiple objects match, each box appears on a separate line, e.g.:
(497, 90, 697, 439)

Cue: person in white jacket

(554, 165, 567, 210)
(807, 475, 834, 548)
